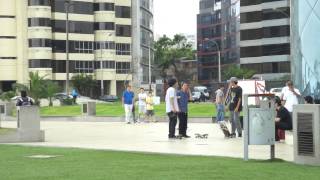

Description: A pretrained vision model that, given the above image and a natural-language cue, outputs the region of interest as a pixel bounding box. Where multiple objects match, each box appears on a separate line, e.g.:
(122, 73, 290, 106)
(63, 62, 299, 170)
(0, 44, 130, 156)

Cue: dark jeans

(167, 112, 177, 137)
(275, 122, 292, 141)
(178, 112, 188, 136)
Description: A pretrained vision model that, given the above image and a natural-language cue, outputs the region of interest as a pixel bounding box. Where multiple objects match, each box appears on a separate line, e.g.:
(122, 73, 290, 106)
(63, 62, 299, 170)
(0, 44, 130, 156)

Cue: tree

(44, 81, 60, 106)
(72, 74, 96, 97)
(223, 65, 256, 80)
(154, 34, 195, 81)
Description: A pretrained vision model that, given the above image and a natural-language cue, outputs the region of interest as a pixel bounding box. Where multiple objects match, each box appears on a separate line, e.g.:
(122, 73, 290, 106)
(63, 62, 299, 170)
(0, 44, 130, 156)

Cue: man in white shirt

(138, 88, 147, 122)
(281, 80, 301, 113)
(165, 78, 180, 139)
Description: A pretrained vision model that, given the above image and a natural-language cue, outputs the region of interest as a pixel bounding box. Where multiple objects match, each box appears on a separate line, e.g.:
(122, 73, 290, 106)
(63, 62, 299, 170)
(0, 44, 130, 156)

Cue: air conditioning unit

(293, 105, 320, 166)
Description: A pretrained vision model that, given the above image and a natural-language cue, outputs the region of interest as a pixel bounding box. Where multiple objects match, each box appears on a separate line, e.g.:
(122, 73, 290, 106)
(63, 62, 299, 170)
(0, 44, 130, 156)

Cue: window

(29, 59, 51, 68)
(95, 41, 115, 50)
(28, 18, 51, 27)
(116, 25, 131, 37)
(116, 62, 130, 74)
(116, 43, 131, 55)
(28, 0, 50, 6)
(51, 0, 93, 15)
(95, 61, 115, 69)
(94, 3, 114, 11)
(29, 39, 51, 47)
(94, 22, 114, 30)
(240, 43, 290, 58)
(52, 20, 94, 34)
(115, 6, 131, 18)
(52, 40, 94, 53)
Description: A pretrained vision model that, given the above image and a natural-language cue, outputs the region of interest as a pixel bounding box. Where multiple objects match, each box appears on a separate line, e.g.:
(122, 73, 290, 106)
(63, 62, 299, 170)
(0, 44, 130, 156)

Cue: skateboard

(219, 121, 231, 138)
(195, 133, 208, 139)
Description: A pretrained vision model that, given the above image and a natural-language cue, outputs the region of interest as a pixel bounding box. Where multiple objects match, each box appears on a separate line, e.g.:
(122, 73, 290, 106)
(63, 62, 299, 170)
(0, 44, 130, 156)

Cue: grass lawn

(0, 128, 16, 135)
(39, 102, 218, 118)
(0, 145, 319, 180)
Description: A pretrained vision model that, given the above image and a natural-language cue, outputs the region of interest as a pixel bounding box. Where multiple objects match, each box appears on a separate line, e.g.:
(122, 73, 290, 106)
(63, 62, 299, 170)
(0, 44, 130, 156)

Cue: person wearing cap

(165, 78, 180, 139)
(227, 77, 243, 138)
(122, 85, 135, 124)
(280, 80, 301, 114)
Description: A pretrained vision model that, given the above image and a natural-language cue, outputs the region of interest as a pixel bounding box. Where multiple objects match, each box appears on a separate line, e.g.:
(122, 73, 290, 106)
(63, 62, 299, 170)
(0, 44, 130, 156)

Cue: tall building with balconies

(240, 0, 291, 80)
(132, 0, 154, 89)
(197, 0, 240, 86)
(0, 0, 133, 97)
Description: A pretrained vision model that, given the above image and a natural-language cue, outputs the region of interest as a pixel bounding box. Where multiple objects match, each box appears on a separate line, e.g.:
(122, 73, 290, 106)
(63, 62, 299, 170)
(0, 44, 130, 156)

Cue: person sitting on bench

(275, 98, 292, 141)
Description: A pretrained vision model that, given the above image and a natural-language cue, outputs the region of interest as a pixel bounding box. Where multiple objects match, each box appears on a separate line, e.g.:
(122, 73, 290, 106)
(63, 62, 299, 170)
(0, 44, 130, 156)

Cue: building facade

(240, 0, 291, 80)
(197, 0, 240, 86)
(292, 0, 320, 98)
(0, 0, 133, 97)
(132, 0, 154, 89)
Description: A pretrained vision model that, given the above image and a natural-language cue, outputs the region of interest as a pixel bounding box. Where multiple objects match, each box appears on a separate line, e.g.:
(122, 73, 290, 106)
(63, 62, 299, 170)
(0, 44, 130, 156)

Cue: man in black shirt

(275, 98, 292, 141)
(228, 77, 243, 138)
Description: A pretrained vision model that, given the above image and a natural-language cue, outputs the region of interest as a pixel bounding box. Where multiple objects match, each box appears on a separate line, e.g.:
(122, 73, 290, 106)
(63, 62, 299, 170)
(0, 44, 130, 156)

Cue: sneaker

(230, 133, 236, 138)
(238, 133, 242, 138)
(126, 122, 131, 124)
(182, 135, 191, 138)
(168, 135, 177, 139)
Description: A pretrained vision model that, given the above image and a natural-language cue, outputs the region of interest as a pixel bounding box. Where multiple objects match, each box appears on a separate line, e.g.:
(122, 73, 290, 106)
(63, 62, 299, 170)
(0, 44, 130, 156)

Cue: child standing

(146, 91, 155, 122)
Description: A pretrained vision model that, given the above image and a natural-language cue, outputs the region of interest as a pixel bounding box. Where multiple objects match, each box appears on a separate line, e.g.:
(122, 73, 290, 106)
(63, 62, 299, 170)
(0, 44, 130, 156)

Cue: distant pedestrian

(16, 90, 33, 107)
(275, 98, 292, 141)
(281, 80, 301, 114)
(304, 96, 314, 104)
(138, 88, 147, 122)
(227, 77, 242, 138)
(146, 91, 155, 122)
(71, 88, 78, 104)
(177, 82, 192, 138)
(215, 84, 225, 123)
(122, 85, 134, 124)
(165, 78, 180, 139)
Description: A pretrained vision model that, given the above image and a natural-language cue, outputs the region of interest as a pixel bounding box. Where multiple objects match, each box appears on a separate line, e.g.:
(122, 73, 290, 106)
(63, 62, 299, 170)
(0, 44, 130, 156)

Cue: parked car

(269, 88, 283, 98)
(194, 86, 210, 100)
(99, 95, 119, 102)
(54, 93, 73, 100)
(191, 92, 201, 102)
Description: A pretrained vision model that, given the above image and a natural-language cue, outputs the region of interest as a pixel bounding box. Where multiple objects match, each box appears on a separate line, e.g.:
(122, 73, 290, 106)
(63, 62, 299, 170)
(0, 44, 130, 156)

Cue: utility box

(82, 102, 96, 116)
(293, 105, 320, 166)
(243, 94, 276, 161)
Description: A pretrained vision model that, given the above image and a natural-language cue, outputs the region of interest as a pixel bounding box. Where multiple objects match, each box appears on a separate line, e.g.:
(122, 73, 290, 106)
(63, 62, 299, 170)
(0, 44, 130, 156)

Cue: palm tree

(44, 81, 60, 106)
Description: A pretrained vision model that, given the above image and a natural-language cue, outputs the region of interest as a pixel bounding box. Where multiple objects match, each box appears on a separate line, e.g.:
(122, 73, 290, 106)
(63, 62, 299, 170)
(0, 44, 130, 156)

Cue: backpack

(19, 97, 32, 106)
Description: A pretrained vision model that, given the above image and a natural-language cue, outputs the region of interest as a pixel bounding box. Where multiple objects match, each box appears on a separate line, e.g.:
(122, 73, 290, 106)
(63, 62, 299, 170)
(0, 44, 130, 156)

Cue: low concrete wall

(0, 106, 45, 143)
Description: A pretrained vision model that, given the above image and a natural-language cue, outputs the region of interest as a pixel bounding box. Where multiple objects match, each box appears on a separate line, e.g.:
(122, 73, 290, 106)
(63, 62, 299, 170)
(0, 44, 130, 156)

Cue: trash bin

(82, 102, 96, 116)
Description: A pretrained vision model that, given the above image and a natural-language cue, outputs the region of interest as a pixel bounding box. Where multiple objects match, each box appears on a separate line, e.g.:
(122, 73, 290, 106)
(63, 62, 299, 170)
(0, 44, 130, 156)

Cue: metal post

(218, 50, 221, 83)
(243, 94, 249, 161)
(100, 42, 104, 97)
(148, 34, 152, 92)
(65, 1, 70, 95)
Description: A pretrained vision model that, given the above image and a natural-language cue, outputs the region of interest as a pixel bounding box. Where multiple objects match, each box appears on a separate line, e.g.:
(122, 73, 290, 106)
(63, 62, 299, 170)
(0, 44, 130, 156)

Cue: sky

(154, 0, 199, 38)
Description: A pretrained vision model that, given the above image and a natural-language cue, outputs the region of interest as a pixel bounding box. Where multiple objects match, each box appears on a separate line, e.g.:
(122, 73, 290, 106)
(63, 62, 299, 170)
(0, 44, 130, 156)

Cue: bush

(60, 98, 74, 106)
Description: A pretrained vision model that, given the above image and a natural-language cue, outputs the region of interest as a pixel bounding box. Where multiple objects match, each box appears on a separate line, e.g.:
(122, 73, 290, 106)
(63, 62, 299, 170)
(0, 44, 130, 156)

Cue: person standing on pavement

(177, 82, 192, 138)
(146, 91, 155, 122)
(165, 78, 180, 139)
(215, 84, 225, 123)
(137, 88, 147, 122)
(71, 88, 78, 104)
(122, 85, 135, 124)
(228, 77, 243, 138)
(281, 80, 301, 115)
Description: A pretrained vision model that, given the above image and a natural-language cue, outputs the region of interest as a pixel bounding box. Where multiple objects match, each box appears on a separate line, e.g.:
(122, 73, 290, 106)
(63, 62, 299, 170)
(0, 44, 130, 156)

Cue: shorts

(146, 110, 154, 116)
(138, 105, 146, 114)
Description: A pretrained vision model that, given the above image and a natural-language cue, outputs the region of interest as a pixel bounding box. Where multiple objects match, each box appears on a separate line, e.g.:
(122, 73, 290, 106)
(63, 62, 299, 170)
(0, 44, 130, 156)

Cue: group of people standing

(122, 85, 155, 124)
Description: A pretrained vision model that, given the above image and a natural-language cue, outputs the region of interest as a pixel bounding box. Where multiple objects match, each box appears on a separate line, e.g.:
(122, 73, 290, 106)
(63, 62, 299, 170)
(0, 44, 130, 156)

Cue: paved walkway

(1, 120, 293, 161)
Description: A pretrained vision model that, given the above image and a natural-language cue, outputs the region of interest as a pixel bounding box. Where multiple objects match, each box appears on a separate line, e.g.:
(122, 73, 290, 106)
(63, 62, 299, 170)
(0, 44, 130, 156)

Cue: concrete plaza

(1, 120, 293, 161)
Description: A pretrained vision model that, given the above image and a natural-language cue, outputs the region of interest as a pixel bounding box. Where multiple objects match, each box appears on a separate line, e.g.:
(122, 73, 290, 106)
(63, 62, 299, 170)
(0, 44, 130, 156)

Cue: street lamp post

(65, 0, 73, 95)
(204, 38, 221, 83)
(148, 33, 153, 91)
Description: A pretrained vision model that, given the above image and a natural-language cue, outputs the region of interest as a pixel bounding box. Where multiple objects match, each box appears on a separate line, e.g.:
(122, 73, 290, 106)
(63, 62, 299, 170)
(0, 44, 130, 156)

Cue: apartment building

(0, 0, 133, 97)
(197, 0, 240, 86)
(240, 0, 291, 80)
